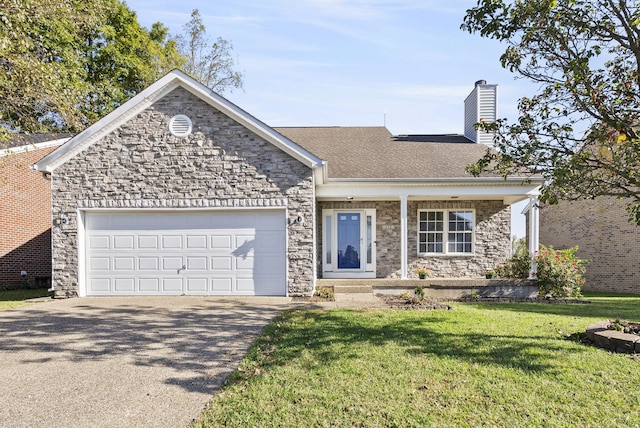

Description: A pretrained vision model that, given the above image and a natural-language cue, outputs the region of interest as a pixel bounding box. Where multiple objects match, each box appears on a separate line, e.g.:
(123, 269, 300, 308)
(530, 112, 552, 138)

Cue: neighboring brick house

(35, 70, 543, 298)
(0, 135, 70, 286)
(540, 197, 640, 294)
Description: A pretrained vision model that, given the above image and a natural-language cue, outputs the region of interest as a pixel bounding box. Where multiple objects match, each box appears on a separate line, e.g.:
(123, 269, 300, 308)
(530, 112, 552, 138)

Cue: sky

(125, 0, 536, 238)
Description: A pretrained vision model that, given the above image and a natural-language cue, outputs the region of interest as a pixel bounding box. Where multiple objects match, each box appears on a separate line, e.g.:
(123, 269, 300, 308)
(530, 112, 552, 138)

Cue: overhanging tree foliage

(462, 0, 640, 224)
(176, 9, 243, 92)
(0, 1, 242, 146)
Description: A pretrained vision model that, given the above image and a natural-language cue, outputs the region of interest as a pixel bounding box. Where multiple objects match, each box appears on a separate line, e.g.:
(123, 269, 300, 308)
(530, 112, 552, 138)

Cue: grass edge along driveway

(194, 293, 640, 427)
(0, 288, 51, 311)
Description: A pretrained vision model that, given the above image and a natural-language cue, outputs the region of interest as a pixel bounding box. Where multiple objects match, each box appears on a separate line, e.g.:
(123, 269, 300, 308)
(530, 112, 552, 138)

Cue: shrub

(314, 286, 334, 300)
(495, 237, 530, 279)
(535, 245, 588, 298)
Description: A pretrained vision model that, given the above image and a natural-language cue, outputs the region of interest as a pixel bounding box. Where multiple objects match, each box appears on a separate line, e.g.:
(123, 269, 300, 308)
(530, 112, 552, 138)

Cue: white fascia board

(34, 70, 323, 172)
(315, 180, 542, 204)
(1, 137, 70, 158)
(324, 176, 544, 184)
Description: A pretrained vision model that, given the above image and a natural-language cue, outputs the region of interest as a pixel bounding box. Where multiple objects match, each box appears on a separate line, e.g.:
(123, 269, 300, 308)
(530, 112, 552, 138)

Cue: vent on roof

(169, 115, 192, 137)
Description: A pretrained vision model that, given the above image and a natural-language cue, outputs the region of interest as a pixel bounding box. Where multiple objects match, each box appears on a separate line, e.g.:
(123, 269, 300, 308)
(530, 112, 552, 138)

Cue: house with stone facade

(34, 70, 542, 298)
(1, 135, 70, 286)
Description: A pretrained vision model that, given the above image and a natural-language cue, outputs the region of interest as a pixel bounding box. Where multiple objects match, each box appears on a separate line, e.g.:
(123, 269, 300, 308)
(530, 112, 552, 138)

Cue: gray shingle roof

(6, 133, 73, 149)
(275, 126, 501, 179)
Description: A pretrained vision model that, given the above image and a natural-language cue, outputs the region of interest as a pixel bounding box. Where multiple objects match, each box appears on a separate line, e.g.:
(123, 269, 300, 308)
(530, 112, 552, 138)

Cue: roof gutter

(323, 176, 545, 184)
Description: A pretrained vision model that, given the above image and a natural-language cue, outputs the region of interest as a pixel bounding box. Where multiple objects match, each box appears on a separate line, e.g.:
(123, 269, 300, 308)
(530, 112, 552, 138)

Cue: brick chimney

(464, 80, 498, 145)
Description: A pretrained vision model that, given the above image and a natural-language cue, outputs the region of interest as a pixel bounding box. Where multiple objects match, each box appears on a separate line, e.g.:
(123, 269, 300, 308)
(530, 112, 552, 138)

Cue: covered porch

(315, 178, 542, 283)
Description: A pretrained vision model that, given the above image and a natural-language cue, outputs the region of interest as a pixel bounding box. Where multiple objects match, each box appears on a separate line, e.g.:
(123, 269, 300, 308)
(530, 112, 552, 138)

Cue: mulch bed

(377, 294, 592, 310)
(375, 294, 453, 310)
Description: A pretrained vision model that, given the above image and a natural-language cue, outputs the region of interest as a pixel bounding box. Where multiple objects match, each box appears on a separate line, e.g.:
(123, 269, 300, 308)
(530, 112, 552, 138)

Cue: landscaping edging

(586, 321, 640, 354)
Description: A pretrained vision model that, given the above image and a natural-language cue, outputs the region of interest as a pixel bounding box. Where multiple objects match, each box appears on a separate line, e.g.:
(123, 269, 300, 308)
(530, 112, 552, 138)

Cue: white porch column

(400, 195, 408, 279)
(528, 195, 540, 279)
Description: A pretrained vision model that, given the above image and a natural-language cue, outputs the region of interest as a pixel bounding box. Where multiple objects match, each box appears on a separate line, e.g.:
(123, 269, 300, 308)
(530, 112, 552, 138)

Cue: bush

(535, 245, 588, 298)
(495, 237, 530, 279)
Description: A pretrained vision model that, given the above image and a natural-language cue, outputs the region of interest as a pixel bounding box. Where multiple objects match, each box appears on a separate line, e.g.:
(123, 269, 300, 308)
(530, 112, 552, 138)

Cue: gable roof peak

(34, 70, 323, 172)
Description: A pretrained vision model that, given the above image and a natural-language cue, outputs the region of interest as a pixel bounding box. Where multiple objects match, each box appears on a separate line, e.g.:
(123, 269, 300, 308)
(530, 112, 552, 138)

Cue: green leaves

(463, 0, 640, 225)
(0, 1, 243, 135)
(175, 9, 243, 93)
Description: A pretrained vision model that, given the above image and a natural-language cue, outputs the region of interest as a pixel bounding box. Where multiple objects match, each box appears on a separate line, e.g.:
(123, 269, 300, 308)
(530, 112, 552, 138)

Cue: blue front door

(337, 213, 361, 269)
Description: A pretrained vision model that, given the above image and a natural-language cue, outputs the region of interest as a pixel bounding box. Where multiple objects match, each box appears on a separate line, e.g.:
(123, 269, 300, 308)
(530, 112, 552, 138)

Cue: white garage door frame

(76, 207, 289, 297)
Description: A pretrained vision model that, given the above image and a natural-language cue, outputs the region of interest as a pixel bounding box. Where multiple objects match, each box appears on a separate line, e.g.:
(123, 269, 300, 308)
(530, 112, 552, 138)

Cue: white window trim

(417, 209, 476, 256)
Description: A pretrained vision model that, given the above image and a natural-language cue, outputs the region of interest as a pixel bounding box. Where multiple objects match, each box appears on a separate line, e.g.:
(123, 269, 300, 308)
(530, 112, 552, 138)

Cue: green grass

(0, 288, 51, 311)
(194, 294, 640, 427)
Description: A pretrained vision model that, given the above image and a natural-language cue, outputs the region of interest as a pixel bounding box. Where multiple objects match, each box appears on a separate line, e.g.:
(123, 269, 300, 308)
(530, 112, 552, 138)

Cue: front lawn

(194, 294, 640, 427)
(0, 288, 51, 311)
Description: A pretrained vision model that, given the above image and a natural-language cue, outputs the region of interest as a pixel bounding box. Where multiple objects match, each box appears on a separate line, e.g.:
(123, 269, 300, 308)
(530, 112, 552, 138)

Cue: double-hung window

(418, 210, 474, 254)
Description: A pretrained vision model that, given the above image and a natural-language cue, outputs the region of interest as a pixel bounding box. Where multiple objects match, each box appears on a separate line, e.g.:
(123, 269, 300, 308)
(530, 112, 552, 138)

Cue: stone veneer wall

(317, 201, 401, 277)
(540, 197, 640, 294)
(407, 201, 511, 278)
(51, 87, 315, 297)
(316, 200, 510, 278)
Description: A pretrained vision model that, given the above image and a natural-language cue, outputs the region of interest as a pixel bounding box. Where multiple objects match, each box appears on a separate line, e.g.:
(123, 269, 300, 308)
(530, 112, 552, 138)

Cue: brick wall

(51, 87, 315, 297)
(540, 198, 640, 294)
(0, 147, 57, 286)
(316, 199, 511, 278)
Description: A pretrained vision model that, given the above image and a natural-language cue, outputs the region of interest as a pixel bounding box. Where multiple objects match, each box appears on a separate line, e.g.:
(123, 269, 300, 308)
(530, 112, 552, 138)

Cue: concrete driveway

(0, 296, 290, 428)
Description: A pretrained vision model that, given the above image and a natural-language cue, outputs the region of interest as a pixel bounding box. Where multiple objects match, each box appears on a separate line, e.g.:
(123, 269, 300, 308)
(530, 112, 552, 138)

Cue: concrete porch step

(332, 285, 373, 294)
(317, 279, 374, 294)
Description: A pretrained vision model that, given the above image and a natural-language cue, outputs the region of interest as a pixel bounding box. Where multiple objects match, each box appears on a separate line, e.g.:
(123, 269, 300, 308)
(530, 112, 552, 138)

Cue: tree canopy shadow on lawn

(234, 308, 588, 386)
(0, 299, 284, 394)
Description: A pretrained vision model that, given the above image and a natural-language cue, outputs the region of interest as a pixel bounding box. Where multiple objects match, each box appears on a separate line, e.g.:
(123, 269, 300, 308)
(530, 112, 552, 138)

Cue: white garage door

(84, 210, 286, 296)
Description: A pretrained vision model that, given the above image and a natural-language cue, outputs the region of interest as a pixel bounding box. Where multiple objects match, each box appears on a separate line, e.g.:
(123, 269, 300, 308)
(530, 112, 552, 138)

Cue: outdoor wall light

(21, 270, 27, 277)
(290, 215, 305, 225)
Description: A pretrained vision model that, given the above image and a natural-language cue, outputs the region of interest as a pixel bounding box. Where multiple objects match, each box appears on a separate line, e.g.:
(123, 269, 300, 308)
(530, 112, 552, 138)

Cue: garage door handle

(178, 265, 186, 273)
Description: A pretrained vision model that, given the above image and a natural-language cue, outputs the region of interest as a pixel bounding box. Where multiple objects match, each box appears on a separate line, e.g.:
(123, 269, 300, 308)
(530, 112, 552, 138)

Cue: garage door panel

(162, 257, 183, 271)
(186, 256, 207, 270)
(162, 278, 183, 293)
(185, 278, 208, 293)
(255, 277, 286, 296)
(85, 210, 286, 296)
(89, 236, 111, 250)
(186, 235, 207, 249)
(253, 253, 286, 276)
(211, 235, 232, 249)
(139, 278, 160, 292)
(113, 235, 135, 250)
(138, 235, 159, 249)
(114, 278, 135, 292)
(89, 278, 111, 293)
(139, 257, 159, 270)
(236, 278, 255, 293)
(210, 256, 232, 270)
(235, 256, 254, 270)
(211, 277, 233, 292)
(254, 231, 286, 251)
(162, 235, 182, 249)
(114, 257, 135, 271)
(90, 257, 110, 271)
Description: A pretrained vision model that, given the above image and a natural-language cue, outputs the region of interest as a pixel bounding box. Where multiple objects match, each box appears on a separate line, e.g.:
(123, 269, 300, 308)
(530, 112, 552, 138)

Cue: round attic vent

(169, 114, 192, 137)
